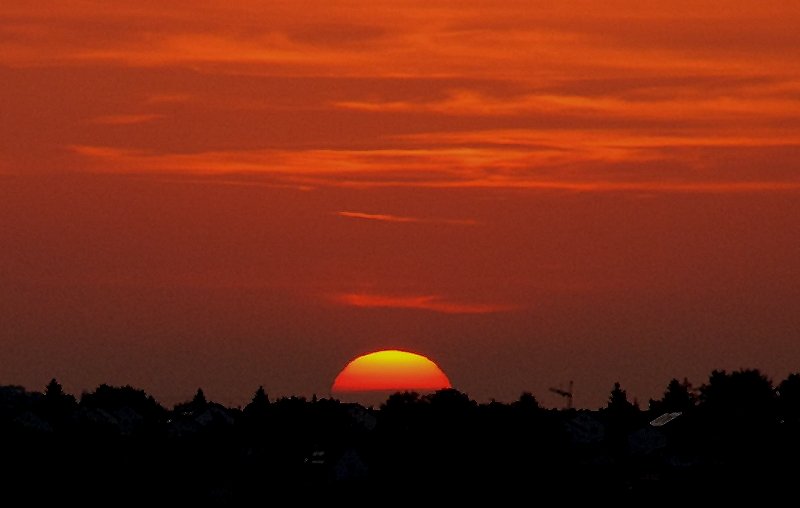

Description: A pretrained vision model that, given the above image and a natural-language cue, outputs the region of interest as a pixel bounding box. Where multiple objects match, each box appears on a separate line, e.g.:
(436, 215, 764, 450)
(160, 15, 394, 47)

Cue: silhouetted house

(305, 446, 369, 484)
(334, 448, 368, 481)
(564, 411, 606, 446)
(344, 403, 377, 431)
(195, 405, 234, 427)
(628, 426, 668, 456)
(627, 410, 704, 475)
(167, 417, 198, 437)
(75, 407, 119, 430)
(0, 385, 42, 419)
(0, 385, 27, 404)
(168, 404, 234, 437)
(13, 410, 53, 433)
(625, 412, 683, 456)
(110, 406, 145, 435)
(69, 405, 146, 435)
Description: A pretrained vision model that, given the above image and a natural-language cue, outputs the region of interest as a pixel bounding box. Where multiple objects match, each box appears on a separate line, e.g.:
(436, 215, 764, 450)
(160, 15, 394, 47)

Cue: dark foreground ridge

(2, 369, 799, 505)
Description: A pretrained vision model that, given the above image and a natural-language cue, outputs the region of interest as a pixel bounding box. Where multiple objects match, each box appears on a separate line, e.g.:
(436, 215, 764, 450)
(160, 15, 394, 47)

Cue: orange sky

(1, 1, 799, 408)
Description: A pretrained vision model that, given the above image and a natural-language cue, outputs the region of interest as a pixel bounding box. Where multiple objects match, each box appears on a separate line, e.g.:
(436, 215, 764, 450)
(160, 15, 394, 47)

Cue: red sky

(1, 1, 799, 408)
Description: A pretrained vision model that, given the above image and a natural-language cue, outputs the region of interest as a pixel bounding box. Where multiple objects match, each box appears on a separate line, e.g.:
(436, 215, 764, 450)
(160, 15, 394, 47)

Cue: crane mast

(549, 380, 573, 410)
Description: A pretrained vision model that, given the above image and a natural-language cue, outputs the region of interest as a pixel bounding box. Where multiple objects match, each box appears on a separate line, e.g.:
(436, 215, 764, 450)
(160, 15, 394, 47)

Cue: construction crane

(549, 380, 574, 410)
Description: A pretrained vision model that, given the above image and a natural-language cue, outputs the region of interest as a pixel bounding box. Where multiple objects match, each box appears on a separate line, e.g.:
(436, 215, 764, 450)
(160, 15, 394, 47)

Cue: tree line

(1, 368, 799, 505)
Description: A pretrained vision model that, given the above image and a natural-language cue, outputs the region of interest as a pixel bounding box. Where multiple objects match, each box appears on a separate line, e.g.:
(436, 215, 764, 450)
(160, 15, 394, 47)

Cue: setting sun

(2, 0, 800, 412)
(332, 350, 452, 394)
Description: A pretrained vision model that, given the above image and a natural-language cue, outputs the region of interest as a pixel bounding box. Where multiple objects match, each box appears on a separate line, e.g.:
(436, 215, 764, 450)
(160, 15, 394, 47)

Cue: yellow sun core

(332, 349, 452, 394)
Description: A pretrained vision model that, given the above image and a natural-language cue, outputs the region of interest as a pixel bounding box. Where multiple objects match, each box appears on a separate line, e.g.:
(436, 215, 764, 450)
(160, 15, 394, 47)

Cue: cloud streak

(337, 211, 478, 225)
(90, 114, 164, 125)
(68, 132, 800, 193)
(332, 293, 517, 314)
(3, 2, 800, 195)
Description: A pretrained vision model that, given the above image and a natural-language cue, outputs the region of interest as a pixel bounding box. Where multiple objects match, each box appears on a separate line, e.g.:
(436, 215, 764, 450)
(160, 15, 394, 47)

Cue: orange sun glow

(331, 349, 452, 394)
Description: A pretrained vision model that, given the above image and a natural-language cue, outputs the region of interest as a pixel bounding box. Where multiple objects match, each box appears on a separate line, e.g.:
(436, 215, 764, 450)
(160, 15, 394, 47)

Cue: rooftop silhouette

(1, 368, 799, 504)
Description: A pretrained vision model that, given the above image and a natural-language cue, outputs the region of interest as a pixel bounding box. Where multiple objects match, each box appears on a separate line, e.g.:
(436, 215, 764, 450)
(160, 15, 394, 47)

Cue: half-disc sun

(332, 349, 451, 397)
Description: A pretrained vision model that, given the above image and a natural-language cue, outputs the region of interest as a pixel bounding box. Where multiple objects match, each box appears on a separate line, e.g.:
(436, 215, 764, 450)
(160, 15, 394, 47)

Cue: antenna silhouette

(550, 380, 573, 410)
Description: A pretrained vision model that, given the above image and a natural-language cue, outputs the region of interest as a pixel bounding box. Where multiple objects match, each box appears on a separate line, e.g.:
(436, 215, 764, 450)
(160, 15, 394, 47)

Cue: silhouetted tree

(512, 391, 542, 412)
(777, 373, 800, 422)
(378, 391, 423, 436)
(37, 378, 77, 428)
(606, 382, 638, 414)
(507, 391, 560, 465)
(45, 378, 64, 399)
(193, 388, 207, 407)
(44, 378, 76, 407)
(699, 369, 776, 423)
(381, 391, 422, 411)
(174, 388, 209, 416)
(243, 386, 270, 419)
(603, 381, 641, 453)
(696, 368, 778, 471)
(252, 385, 269, 406)
(649, 377, 697, 414)
(694, 370, 781, 494)
(3, 368, 800, 502)
(270, 395, 308, 428)
(424, 388, 476, 413)
(80, 384, 166, 420)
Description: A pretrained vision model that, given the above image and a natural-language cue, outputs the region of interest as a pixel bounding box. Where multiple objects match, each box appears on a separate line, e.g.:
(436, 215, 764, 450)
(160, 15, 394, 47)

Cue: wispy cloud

(6, 2, 800, 195)
(334, 88, 800, 123)
(337, 211, 478, 225)
(90, 114, 163, 125)
(68, 135, 800, 194)
(3, 2, 796, 80)
(332, 292, 517, 314)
